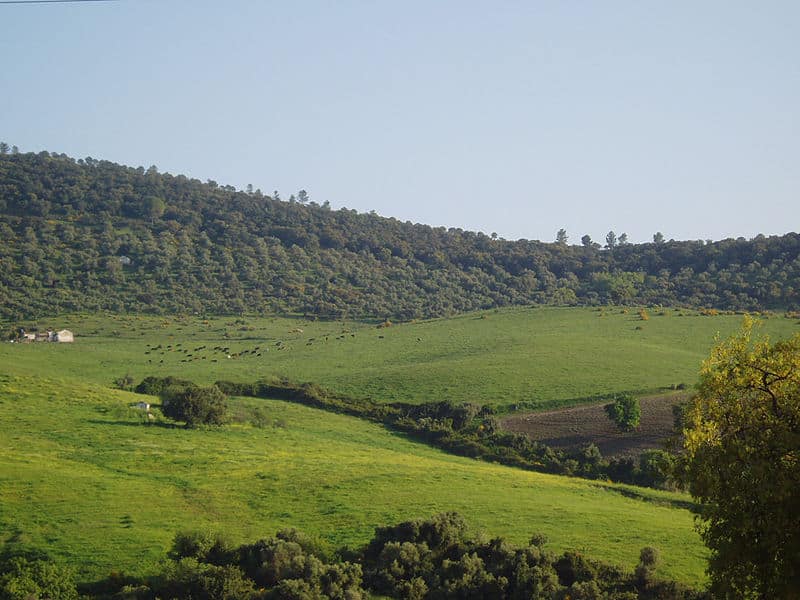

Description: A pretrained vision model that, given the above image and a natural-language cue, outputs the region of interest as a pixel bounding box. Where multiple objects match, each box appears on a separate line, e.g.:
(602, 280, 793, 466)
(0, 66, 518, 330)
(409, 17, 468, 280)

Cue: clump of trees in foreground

(1, 513, 706, 599)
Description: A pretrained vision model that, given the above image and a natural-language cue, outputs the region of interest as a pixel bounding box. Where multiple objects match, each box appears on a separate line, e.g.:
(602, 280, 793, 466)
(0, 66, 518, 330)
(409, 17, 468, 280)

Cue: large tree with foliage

(160, 384, 228, 427)
(682, 318, 800, 597)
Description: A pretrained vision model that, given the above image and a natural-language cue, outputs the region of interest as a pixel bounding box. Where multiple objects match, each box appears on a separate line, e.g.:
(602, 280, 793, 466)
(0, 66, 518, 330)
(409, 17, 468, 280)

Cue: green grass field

(0, 374, 707, 586)
(2, 306, 797, 407)
(3, 306, 796, 589)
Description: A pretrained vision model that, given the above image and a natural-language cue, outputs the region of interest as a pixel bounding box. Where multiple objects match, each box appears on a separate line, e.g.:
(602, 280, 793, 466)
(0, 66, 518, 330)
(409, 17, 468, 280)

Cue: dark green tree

(143, 195, 166, 221)
(160, 384, 228, 427)
(604, 393, 640, 431)
(634, 546, 660, 589)
(0, 557, 80, 600)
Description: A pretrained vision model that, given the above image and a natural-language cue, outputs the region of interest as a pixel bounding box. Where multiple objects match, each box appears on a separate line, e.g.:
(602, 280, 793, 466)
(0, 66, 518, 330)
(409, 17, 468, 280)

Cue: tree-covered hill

(1, 148, 798, 319)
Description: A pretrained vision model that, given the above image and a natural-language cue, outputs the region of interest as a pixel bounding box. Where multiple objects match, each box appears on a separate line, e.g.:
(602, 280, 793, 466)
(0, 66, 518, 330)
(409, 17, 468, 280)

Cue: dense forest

(1, 148, 798, 320)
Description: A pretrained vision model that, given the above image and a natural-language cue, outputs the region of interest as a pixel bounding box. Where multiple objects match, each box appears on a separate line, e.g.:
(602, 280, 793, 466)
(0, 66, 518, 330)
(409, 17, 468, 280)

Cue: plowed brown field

(501, 392, 689, 458)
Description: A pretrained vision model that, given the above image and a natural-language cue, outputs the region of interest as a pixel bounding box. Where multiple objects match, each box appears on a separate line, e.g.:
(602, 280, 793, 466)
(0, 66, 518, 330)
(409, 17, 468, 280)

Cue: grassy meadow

(1, 306, 797, 407)
(0, 373, 707, 586)
(2, 306, 797, 589)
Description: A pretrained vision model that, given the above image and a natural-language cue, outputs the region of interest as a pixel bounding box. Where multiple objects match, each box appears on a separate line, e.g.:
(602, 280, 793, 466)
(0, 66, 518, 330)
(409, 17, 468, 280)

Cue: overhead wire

(0, 0, 119, 4)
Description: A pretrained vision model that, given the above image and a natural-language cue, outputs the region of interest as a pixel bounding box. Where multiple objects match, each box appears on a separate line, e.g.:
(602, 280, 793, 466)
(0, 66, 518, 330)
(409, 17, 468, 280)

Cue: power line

(0, 0, 119, 4)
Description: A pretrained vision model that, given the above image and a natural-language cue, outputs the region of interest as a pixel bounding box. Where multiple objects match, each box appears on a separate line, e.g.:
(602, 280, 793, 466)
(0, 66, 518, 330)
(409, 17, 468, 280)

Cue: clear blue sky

(2, 1, 798, 243)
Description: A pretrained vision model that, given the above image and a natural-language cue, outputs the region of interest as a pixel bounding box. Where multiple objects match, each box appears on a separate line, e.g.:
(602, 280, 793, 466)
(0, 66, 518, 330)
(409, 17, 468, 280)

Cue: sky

(1, 0, 798, 244)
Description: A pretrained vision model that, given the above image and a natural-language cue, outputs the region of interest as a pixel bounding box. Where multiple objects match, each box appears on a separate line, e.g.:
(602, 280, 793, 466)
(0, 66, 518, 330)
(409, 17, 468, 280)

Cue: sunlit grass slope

(2, 306, 797, 406)
(0, 374, 706, 586)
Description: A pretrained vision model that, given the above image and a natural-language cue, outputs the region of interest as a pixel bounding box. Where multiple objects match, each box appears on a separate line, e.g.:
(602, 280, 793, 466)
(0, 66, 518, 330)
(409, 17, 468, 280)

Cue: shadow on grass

(595, 483, 700, 513)
(87, 419, 179, 429)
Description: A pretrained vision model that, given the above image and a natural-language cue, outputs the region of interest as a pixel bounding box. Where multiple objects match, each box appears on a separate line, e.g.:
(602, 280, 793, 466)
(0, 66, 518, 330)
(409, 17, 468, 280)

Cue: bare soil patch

(501, 392, 689, 458)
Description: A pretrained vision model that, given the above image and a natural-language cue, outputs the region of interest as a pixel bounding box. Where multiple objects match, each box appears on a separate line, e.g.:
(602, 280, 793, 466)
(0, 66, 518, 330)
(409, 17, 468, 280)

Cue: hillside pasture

(1, 307, 797, 408)
(0, 374, 707, 586)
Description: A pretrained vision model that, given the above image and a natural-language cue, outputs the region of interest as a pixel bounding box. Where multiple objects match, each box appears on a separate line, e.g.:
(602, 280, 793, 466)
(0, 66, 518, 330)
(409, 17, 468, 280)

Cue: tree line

(1, 150, 799, 320)
(1, 513, 705, 600)
(130, 376, 678, 490)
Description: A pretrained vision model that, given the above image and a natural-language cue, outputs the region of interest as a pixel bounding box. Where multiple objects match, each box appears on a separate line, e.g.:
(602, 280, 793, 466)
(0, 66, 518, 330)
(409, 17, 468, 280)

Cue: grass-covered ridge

(3, 306, 797, 407)
(0, 374, 707, 586)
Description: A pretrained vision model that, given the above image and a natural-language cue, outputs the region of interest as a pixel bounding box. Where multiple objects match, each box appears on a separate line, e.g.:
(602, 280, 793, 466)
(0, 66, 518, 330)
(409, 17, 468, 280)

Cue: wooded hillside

(1, 149, 798, 319)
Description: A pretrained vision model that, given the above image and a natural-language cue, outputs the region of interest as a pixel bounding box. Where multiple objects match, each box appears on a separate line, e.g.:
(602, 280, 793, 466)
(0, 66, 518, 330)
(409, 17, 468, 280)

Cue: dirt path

(501, 392, 689, 458)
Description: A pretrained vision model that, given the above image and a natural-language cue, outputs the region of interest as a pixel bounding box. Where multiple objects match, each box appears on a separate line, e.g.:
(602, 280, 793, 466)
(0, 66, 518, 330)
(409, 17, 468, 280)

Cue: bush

(638, 450, 676, 489)
(634, 546, 660, 588)
(135, 375, 194, 396)
(160, 384, 227, 427)
(158, 558, 257, 600)
(91, 514, 705, 600)
(0, 557, 80, 600)
(554, 551, 597, 587)
(113, 373, 135, 391)
(603, 393, 641, 431)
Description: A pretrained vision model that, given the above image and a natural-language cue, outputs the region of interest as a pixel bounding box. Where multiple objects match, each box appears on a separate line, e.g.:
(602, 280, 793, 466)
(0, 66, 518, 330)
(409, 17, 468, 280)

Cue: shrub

(134, 375, 194, 396)
(160, 384, 227, 427)
(634, 546, 660, 588)
(638, 450, 676, 489)
(554, 551, 597, 587)
(0, 557, 80, 600)
(113, 373, 135, 391)
(603, 393, 641, 431)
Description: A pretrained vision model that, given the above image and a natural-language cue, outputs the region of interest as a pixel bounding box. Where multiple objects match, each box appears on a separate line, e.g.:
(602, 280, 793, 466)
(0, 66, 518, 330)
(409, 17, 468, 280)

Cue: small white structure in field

(54, 330, 74, 343)
(135, 401, 151, 411)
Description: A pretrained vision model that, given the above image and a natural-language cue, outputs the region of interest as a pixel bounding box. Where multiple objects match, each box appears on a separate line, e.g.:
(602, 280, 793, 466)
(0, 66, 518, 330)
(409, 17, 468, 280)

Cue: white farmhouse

(54, 330, 74, 343)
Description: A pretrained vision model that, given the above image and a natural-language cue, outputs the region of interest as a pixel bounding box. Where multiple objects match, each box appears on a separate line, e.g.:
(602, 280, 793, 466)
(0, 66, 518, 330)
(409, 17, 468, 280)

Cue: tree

(143, 195, 166, 221)
(682, 318, 800, 597)
(556, 228, 568, 245)
(605, 231, 617, 250)
(604, 393, 640, 430)
(160, 384, 228, 427)
(0, 142, 8, 154)
(0, 557, 80, 600)
(580, 234, 593, 248)
(618, 232, 628, 245)
(653, 232, 665, 244)
(634, 546, 660, 588)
